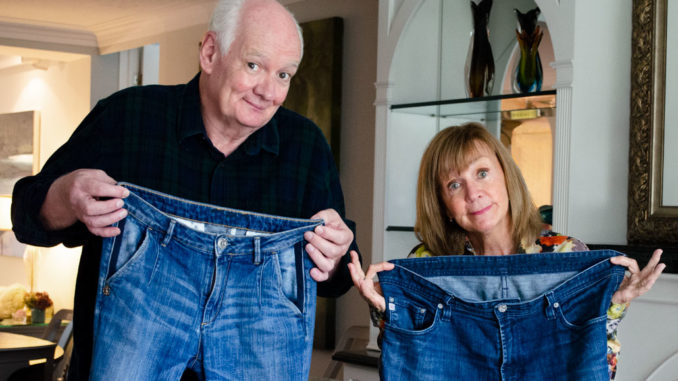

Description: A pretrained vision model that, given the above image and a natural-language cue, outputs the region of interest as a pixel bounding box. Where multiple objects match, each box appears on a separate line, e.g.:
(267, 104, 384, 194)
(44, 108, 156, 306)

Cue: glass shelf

(390, 90, 556, 122)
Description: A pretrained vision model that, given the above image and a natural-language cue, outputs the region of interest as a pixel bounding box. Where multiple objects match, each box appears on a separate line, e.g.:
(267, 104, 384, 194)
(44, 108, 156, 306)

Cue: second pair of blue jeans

(378, 250, 625, 381)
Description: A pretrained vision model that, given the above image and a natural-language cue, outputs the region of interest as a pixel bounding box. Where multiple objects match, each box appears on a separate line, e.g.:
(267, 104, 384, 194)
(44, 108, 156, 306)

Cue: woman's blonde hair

(414, 122, 543, 255)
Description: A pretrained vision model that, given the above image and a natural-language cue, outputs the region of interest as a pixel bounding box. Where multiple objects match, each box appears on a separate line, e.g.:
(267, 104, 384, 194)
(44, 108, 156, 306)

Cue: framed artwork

(0, 110, 39, 257)
(283, 17, 344, 350)
(0, 110, 40, 196)
(284, 17, 344, 167)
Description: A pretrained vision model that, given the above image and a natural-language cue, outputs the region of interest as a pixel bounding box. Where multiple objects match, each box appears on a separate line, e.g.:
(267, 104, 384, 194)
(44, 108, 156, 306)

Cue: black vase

(514, 7, 543, 93)
(467, 0, 494, 98)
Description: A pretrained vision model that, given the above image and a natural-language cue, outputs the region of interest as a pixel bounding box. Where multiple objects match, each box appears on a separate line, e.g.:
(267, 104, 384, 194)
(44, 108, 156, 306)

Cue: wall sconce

(0, 195, 12, 232)
(0, 195, 27, 257)
(0, 195, 37, 290)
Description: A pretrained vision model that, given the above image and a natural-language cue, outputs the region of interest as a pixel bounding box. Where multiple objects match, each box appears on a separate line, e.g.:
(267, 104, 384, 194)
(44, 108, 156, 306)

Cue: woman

(348, 122, 664, 380)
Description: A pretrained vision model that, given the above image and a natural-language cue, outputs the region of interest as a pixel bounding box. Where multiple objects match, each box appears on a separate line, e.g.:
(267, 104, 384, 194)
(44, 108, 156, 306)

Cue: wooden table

(0, 332, 63, 381)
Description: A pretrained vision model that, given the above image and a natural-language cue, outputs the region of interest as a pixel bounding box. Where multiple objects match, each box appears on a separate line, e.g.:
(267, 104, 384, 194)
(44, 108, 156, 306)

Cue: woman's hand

(347, 250, 395, 312)
(610, 249, 665, 304)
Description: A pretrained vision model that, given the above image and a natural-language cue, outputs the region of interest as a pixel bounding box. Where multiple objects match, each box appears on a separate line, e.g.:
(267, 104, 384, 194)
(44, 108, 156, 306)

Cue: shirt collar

(177, 73, 279, 157)
(243, 116, 280, 156)
(177, 73, 204, 142)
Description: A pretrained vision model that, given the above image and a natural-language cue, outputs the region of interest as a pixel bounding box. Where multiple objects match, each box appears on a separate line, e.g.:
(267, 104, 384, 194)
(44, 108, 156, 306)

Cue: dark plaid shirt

(12, 73, 357, 379)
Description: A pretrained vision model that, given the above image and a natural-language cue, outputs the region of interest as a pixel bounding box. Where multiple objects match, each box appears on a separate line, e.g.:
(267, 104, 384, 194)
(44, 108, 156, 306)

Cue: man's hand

(304, 209, 353, 282)
(40, 169, 130, 237)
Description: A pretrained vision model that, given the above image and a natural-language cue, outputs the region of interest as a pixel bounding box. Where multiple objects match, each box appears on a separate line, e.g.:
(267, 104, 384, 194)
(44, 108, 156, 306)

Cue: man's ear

(199, 31, 219, 74)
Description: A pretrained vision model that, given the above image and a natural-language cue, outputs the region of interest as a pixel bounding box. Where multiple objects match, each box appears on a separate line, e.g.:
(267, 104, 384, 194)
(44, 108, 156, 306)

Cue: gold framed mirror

(628, 0, 678, 243)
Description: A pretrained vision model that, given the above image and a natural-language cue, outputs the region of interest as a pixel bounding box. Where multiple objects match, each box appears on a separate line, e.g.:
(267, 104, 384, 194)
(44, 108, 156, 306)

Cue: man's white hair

(208, 0, 304, 59)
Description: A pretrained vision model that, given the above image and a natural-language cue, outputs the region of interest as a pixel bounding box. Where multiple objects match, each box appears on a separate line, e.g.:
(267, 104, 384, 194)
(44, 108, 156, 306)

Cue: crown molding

(0, 2, 214, 55)
(0, 19, 98, 48)
(95, 3, 213, 54)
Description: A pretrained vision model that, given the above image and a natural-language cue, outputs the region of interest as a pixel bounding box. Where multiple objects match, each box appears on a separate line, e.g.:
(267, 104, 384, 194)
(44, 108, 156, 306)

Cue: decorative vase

(513, 7, 543, 93)
(31, 308, 45, 324)
(466, 0, 494, 98)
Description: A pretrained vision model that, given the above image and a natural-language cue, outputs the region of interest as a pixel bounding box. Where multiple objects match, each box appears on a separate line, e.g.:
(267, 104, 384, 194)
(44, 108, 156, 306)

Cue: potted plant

(24, 291, 53, 324)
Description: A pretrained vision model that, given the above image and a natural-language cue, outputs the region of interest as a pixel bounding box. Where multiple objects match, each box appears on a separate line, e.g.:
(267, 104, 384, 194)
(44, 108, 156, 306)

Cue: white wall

(156, 24, 206, 85)
(0, 56, 90, 311)
(286, 0, 378, 343)
(616, 274, 678, 381)
(567, 0, 631, 244)
(90, 52, 120, 107)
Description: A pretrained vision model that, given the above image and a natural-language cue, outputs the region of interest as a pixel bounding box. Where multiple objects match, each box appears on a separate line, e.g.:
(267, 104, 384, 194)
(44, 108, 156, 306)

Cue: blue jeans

(90, 183, 322, 380)
(377, 250, 625, 381)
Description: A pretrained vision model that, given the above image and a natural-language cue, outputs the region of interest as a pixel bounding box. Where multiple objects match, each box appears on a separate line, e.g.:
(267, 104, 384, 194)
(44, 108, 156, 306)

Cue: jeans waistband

(118, 182, 323, 256)
(378, 250, 626, 313)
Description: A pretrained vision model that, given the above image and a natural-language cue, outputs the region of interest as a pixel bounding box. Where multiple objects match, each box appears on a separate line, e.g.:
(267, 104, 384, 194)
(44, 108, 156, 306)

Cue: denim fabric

(90, 183, 322, 380)
(377, 250, 625, 381)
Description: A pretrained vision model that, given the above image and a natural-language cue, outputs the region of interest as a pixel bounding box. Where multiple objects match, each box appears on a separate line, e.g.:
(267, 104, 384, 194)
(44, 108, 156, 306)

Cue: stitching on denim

(120, 181, 323, 224)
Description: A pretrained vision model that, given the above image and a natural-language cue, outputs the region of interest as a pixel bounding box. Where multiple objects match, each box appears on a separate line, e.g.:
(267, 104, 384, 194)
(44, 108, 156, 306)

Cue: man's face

(205, 3, 301, 131)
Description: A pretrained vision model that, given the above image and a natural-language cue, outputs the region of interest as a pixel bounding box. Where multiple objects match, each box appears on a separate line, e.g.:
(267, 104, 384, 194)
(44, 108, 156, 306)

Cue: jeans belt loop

(161, 220, 176, 247)
(441, 296, 453, 321)
(544, 291, 556, 320)
(253, 236, 262, 265)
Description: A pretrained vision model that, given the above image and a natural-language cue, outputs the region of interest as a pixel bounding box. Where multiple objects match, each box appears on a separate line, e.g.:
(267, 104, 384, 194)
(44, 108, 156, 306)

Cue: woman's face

(439, 142, 511, 238)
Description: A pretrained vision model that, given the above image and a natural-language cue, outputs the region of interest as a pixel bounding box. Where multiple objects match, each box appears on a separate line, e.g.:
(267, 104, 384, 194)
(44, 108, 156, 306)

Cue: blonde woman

(349, 122, 664, 380)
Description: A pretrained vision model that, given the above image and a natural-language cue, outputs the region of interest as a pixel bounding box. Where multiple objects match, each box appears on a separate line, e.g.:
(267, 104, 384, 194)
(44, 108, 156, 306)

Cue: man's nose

(254, 75, 278, 101)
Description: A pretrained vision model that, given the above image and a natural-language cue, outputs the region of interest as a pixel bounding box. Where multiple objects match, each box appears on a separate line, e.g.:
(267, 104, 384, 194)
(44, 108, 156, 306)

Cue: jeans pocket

(385, 297, 439, 335)
(272, 244, 304, 315)
(105, 218, 158, 285)
(554, 276, 613, 329)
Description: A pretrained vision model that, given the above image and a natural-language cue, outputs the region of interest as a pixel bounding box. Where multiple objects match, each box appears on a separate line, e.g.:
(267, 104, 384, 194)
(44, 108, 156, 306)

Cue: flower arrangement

(24, 291, 53, 311)
(0, 283, 28, 319)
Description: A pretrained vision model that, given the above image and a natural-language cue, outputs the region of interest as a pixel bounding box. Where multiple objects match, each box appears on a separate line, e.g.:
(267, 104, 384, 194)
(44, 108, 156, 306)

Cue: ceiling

(0, 0, 301, 31)
(0, 0, 216, 31)
(0, 0, 302, 64)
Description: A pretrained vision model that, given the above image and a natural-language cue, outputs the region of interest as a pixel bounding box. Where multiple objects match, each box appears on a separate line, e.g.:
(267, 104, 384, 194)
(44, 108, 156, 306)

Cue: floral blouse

(406, 231, 628, 380)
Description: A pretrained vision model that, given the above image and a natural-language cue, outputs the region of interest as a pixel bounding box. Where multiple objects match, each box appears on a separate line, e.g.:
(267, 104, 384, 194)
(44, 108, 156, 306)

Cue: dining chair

(42, 309, 73, 344)
(7, 309, 74, 381)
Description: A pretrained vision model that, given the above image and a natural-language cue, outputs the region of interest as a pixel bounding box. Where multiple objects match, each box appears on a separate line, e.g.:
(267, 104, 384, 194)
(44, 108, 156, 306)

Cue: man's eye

(279, 72, 290, 80)
(247, 62, 259, 70)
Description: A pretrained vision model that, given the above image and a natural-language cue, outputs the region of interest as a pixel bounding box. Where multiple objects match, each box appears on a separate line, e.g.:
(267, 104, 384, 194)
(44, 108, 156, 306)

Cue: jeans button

(103, 285, 111, 296)
(497, 304, 507, 313)
(217, 237, 228, 250)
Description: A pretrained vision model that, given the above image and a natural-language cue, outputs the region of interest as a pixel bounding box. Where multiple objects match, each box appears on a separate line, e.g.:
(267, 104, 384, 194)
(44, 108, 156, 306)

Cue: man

(11, 0, 358, 379)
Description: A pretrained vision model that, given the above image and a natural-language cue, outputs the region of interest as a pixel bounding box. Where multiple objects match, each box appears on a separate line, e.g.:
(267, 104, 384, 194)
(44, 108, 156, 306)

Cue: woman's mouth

(470, 205, 491, 216)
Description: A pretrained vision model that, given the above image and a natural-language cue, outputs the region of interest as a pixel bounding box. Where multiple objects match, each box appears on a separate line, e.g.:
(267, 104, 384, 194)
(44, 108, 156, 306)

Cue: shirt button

(217, 237, 228, 250)
(497, 304, 507, 313)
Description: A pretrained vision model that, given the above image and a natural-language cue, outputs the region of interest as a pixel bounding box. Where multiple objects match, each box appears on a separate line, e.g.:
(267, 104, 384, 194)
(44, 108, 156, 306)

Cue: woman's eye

(448, 182, 461, 191)
(478, 169, 488, 179)
(247, 62, 259, 70)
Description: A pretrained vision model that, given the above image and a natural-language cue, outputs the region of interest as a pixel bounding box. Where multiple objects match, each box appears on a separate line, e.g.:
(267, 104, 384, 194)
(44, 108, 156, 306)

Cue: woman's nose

(464, 180, 482, 201)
